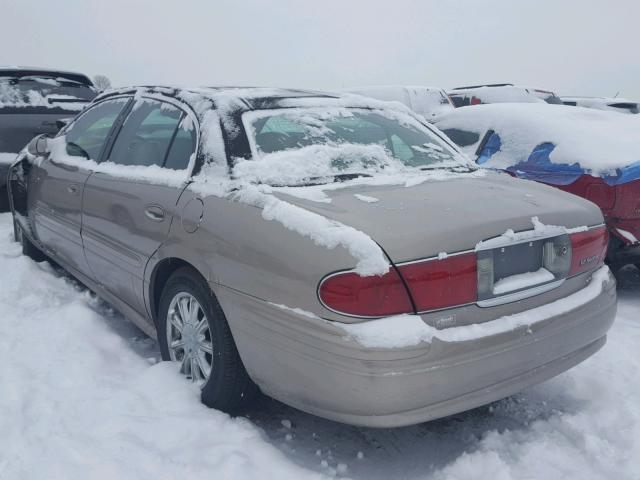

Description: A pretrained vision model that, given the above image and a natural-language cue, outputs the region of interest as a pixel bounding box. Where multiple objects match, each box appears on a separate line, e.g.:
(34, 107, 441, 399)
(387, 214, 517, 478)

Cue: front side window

(64, 97, 129, 160)
(107, 99, 194, 169)
(240, 107, 468, 185)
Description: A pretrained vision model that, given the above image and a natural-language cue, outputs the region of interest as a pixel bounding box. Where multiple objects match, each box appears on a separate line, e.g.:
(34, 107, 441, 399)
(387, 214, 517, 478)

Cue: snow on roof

(435, 103, 640, 174)
(343, 85, 447, 96)
(562, 96, 637, 103)
(448, 85, 545, 104)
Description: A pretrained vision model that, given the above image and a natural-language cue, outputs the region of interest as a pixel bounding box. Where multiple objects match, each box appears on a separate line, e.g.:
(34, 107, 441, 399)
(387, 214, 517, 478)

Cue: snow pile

(493, 268, 555, 295)
(339, 265, 610, 348)
(0, 215, 323, 480)
(233, 143, 406, 186)
(435, 103, 640, 175)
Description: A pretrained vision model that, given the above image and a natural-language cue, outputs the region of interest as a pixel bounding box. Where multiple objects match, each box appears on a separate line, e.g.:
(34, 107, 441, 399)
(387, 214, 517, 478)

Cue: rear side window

(108, 99, 194, 169)
(65, 97, 129, 160)
(164, 117, 197, 170)
(441, 128, 480, 148)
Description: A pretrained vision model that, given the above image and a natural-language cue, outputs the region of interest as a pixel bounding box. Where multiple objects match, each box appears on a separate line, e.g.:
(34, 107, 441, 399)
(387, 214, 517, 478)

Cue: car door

(81, 97, 197, 316)
(28, 97, 130, 275)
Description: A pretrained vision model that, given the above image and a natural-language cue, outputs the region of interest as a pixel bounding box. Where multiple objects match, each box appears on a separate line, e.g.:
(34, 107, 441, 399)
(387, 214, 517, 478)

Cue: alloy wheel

(166, 292, 213, 387)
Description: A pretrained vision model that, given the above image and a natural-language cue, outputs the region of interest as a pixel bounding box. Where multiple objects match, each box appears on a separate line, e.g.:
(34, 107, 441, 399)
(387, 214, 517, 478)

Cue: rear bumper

(215, 266, 617, 427)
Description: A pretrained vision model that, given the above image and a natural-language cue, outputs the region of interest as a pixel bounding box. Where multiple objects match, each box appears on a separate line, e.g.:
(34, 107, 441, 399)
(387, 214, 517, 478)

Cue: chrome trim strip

(474, 223, 606, 252)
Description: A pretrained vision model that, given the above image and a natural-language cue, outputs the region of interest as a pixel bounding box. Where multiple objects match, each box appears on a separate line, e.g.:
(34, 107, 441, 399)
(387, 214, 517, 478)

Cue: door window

(108, 99, 194, 170)
(64, 97, 129, 160)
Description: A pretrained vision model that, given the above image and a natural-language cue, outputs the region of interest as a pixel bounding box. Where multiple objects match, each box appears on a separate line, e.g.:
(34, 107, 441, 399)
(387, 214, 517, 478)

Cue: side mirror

(27, 134, 51, 156)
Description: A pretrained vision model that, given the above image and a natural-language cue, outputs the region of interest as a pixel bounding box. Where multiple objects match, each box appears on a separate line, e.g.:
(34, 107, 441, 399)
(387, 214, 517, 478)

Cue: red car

(435, 103, 640, 270)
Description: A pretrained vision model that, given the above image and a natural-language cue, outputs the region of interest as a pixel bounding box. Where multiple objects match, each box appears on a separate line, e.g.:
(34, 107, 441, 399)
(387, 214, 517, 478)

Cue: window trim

(98, 94, 200, 178)
(138, 94, 200, 178)
(57, 94, 134, 166)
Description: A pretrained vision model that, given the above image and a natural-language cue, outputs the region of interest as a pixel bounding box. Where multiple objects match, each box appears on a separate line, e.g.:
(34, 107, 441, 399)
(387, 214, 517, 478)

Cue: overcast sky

(2, 0, 638, 98)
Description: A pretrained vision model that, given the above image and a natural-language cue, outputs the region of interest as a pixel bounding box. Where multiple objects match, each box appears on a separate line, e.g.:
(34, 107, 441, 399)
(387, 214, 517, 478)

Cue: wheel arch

(148, 257, 210, 326)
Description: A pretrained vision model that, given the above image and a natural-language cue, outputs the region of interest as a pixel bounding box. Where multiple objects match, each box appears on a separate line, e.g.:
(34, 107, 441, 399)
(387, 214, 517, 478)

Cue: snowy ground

(0, 212, 638, 480)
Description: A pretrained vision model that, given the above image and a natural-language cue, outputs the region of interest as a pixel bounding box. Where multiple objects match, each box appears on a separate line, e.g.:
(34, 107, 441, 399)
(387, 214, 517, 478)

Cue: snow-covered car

(435, 103, 640, 269)
(9, 87, 616, 427)
(562, 96, 639, 115)
(0, 67, 97, 210)
(342, 85, 455, 120)
(448, 83, 562, 107)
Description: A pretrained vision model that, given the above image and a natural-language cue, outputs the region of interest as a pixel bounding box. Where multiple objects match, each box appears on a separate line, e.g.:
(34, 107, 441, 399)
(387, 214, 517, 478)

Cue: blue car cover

(476, 132, 640, 186)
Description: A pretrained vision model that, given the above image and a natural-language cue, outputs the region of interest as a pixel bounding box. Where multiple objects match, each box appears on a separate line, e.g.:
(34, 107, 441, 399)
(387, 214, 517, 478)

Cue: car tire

(157, 267, 258, 414)
(15, 220, 47, 262)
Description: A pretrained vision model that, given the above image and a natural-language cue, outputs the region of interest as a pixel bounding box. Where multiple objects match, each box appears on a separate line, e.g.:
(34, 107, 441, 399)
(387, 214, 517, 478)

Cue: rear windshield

(0, 75, 96, 108)
(240, 107, 470, 185)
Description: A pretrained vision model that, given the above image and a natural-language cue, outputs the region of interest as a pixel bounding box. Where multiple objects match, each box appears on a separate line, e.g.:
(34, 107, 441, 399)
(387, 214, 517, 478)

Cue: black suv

(0, 67, 97, 210)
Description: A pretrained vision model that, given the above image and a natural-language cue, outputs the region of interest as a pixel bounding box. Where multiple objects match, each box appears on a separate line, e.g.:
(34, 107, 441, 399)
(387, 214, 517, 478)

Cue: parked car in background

(342, 85, 454, 120)
(434, 103, 640, 270)
(9, 86, 615, 427)
(561, 96, 639, 114)
(0, 67, 97, 210)
(448, 83, 562, 107)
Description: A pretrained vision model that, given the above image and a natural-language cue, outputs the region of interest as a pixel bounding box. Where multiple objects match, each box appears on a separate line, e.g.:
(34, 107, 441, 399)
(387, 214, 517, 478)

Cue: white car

(342, 85, 454, 120)
(561, 96, 639, 114)
(448, 84, 562, 107)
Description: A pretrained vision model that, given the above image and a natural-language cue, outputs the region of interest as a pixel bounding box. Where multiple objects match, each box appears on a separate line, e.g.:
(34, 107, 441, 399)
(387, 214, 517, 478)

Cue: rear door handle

(67, 184, 79, 195)
(144, 205, 165, 222)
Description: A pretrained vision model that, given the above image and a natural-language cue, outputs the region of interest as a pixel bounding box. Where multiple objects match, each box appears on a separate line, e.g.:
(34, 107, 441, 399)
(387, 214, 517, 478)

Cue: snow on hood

(435, 103, 640, 175)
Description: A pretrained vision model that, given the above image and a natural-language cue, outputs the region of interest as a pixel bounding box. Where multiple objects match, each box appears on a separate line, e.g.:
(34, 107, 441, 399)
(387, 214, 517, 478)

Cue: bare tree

(93, 75, 112, 92)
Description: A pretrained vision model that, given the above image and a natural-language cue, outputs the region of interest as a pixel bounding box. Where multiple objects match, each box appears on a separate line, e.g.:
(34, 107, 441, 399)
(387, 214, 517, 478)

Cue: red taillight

(318, 268, 413, 317)
(569, 227, 608, 276)
(319, 253, 478, 317)
(398, 253, 478, 312)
